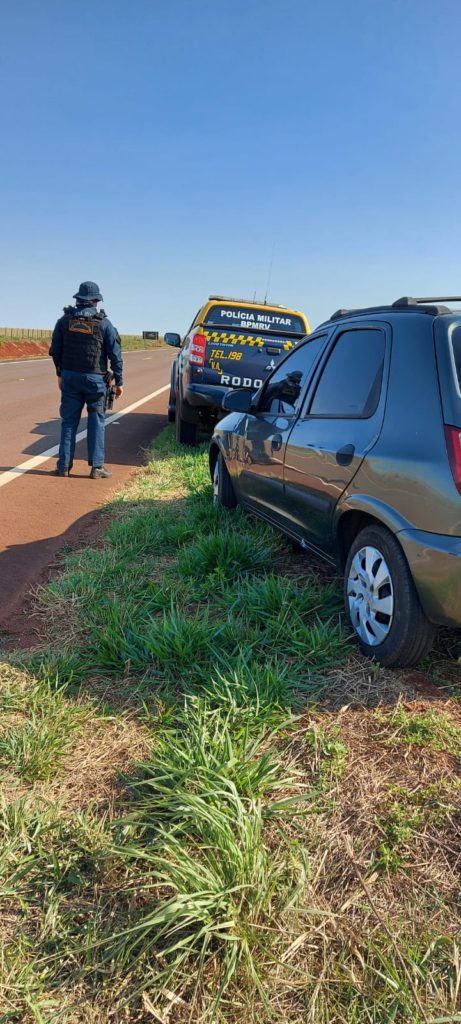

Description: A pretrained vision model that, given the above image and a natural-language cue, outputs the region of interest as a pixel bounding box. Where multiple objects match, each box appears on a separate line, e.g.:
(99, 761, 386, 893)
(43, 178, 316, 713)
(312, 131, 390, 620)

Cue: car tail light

(189, 333, 207, 366)
(444, 424, 461, 495)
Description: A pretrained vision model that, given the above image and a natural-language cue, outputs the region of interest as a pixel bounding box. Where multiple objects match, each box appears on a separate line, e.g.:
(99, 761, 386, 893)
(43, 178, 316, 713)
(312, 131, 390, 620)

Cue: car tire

(175, 397, 197, 446)
(212, 452, 237, 509)
(344, 524, 436, 668)
(167, 387, 176, 423)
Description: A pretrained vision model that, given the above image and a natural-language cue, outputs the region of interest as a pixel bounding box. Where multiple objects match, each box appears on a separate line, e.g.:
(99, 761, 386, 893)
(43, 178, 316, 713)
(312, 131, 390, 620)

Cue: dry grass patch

(0, 664, 151, 809)
(45, 714, 152, 813)
(320, 654, 432, 709)
(263, 699, 461, 1020)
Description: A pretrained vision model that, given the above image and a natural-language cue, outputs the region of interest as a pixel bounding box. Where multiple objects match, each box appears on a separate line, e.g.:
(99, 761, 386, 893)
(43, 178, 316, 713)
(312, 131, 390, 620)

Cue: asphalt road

(0, 349, 175, 632)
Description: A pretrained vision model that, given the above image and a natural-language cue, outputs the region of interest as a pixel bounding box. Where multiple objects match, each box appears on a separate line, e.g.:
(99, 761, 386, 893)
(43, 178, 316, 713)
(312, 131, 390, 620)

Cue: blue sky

(2, 0, 461, 334)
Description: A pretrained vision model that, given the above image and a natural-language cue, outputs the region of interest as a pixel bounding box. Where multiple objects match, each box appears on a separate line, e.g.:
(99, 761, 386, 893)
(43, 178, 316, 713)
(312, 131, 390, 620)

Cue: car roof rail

(327, 297, 459, 322)
(393, 295, 461, 306)
(329, 308, 353, 320)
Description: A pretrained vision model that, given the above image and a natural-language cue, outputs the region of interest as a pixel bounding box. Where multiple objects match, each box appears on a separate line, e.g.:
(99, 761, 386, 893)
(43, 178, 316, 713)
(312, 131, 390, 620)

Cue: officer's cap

(73, 281, 103, 302)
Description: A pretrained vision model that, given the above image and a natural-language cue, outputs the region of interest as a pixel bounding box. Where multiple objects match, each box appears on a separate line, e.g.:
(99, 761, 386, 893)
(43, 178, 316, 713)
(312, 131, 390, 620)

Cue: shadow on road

(0, 412, 167, 470)
(21, 417, 62, 455)
(0, 508, 107, 637)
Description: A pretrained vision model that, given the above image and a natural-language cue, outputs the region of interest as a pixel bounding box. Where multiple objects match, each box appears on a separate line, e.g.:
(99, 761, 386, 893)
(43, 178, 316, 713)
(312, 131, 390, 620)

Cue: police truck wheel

(175, 399, 197, 446)
(167, 387, 176, 423)
(213, 452, 237, 508)
(344, 525, 436, 667)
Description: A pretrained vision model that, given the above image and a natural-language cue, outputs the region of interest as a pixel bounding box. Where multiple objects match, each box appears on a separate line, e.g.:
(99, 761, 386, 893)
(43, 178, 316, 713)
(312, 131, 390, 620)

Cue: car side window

(309, 328, 386, 418)
(258, 335, 328, 415)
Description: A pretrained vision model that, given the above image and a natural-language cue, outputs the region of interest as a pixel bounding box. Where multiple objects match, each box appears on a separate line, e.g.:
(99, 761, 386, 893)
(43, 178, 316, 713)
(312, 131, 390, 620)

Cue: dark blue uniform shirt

(50, 304, 124, 386)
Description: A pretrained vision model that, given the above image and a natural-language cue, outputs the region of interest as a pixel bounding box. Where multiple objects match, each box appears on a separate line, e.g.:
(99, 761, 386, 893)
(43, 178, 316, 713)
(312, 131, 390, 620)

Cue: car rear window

(450, 325, 461, 392)
(204, 304, 306, 335)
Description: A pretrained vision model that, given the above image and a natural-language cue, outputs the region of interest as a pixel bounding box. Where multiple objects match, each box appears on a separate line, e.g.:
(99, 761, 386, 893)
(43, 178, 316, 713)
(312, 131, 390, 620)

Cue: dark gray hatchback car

(209, 297, 461, 667)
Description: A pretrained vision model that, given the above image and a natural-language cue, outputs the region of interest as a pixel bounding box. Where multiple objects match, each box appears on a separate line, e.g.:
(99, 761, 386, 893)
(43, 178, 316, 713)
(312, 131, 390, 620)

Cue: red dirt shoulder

(0, 342, 49, 361)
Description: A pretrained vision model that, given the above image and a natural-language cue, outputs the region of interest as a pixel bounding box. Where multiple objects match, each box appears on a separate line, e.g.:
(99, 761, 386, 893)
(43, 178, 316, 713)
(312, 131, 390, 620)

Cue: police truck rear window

(205, 305, 306, 336)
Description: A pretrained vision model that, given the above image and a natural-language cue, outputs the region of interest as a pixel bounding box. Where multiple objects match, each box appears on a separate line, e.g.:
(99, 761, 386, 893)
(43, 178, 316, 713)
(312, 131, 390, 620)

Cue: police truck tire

(168, 387, 176, 423)
(213, 452, 237, 508)
(175, 400, 197, 446)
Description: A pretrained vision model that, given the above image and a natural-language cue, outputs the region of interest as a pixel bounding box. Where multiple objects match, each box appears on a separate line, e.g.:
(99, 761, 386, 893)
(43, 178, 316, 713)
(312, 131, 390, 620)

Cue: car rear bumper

(185, 382, 257, 418)
(398, 528, 461, 627)
(186, 383, 230, 410)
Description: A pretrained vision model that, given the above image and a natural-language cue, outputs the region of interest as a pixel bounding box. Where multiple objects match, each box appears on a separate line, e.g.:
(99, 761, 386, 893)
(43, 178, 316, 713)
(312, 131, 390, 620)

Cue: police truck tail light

(444, 425, 461, 495)
(189, 333, 207, 366)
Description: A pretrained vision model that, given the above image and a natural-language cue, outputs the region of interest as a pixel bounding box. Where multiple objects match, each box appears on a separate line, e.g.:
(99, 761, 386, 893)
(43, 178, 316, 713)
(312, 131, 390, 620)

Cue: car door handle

(336, 444, 355, 466)
(271, 434, 283, 452)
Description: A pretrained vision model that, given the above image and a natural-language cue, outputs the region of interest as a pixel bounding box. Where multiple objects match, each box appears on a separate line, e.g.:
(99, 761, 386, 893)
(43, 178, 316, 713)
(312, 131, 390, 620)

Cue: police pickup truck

(165, 296, 310, 445)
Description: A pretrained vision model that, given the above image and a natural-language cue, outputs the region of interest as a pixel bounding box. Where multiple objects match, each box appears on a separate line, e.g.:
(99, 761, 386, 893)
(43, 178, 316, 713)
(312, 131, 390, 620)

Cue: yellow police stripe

(203, 329, 297, 350)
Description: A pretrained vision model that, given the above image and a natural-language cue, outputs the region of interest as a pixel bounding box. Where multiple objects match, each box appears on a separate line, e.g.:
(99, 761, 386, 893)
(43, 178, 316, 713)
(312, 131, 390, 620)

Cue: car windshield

(204, 304, 306, 335)
(451, 325, 461, 392)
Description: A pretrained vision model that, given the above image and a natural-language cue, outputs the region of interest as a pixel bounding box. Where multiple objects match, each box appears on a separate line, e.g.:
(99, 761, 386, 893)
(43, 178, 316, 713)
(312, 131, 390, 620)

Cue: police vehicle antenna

(264, 241, 276, 305)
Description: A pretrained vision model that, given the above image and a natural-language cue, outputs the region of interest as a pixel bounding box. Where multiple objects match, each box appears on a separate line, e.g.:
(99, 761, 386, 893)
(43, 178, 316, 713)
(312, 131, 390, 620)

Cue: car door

(283, 324, 390, 555)
(237, 335, 329, 521)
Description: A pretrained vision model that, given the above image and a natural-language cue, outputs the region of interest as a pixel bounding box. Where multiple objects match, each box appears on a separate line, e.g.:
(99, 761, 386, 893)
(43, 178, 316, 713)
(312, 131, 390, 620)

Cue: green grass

(375, 780, 460, 872)
(119, 334, 166, 351)
(1, 428, 461, 1022)
(0, 669, 90, 781)
(100, 694, 307, 1010)
(32, 433, 349, 697)
(376, 704, 461, 755)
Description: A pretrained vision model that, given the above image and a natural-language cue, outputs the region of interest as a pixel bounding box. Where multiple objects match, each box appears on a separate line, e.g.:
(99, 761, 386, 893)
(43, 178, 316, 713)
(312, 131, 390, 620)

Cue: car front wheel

(344, 524, 436, 667)
(212, 452, 237, 508)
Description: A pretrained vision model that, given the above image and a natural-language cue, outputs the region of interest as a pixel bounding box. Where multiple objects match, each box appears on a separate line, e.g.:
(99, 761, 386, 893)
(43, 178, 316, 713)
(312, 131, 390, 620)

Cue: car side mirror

(222, 389, 254, 413)
(164, 332, 182, 348)
(260, 371, 303, 410)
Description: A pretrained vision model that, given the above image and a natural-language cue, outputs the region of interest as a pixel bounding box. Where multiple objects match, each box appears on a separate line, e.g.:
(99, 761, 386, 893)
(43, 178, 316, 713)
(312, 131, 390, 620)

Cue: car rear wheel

(212, 452, 237, 509)
(175, 397, 197, 446)
(344, 525, 436, 667)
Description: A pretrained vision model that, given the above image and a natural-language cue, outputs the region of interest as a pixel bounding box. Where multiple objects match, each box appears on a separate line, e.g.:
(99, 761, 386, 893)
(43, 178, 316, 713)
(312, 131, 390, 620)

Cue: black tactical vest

(60, 309, 108, 374)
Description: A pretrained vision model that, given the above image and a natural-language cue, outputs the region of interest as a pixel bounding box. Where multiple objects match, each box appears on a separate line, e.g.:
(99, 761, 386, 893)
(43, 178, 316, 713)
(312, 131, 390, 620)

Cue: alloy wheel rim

(347, 545, 394, 647)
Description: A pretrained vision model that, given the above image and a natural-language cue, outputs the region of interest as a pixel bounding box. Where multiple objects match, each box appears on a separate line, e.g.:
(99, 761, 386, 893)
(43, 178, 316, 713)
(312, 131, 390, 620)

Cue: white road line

(0, 350, 164, 368)
(0, 384, 170, 489)
(0, 358, 50, 367)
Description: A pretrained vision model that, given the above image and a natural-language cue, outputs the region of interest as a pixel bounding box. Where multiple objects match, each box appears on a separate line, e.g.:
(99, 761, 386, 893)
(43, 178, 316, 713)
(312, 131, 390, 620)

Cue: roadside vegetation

(120, 335, 166, 352)
(1, 428, 461, 1022)
(0, 333, 166, 357)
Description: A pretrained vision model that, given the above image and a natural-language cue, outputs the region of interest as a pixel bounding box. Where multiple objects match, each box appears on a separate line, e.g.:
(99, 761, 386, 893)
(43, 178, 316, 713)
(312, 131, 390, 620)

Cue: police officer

(50, 281, 124, 478)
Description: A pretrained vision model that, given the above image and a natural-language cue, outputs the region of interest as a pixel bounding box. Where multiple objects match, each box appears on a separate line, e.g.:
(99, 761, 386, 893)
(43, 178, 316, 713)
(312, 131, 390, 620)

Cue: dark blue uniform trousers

(57, 370, 106, 472)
